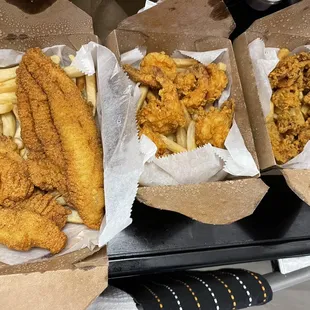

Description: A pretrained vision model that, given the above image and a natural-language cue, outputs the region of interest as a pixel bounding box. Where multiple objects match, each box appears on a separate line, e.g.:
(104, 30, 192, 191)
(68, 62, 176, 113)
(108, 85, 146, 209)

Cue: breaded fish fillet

(0, 136, 34, 207)
(22, 48, 104, 230)
(12, 191, 71, 229)
(17, 62, 66, 171)
(0, 209, 67, 254)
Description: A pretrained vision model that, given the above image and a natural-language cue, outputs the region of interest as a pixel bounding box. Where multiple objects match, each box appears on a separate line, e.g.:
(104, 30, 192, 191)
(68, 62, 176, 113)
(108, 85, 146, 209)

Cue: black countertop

(108, 0, 308, 279)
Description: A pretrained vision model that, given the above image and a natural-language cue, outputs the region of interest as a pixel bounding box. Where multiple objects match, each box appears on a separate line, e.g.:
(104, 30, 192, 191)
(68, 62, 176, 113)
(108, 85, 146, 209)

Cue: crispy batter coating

(138, 67, 186, 135)
(272, 87, 300, 110)
(267, 119, 300, 164)
(0, 209, 67, 254)
(22, 48, 104, 230)
(139, 126, 168, 156)
(205, 63, 228, 104)
(269, 55, 303, 89)
(123, 64, 159, 88)
(180, 64, 210, 110)
(298, 119, 310, 150)
(195, 100, 235, 148)
(123, 52, 177, 88)
(174, 71, 197, 97)
(275, 106, 305, 135)
(17, 62, 66, 171)
(12, 191, 71, 229)
(140, 52, 177, 81)
(0, 136, 34, 207)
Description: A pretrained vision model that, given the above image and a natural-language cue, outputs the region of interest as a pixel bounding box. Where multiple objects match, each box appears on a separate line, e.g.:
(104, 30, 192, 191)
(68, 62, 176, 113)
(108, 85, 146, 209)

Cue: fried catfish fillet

(138, 67, 186, 135)
(0, 136, 34, 207)
(12, 191, 71, 229)
(195, 100, 235, 148)
(0, 209, 67, 254)
(22, 48, 104, 230)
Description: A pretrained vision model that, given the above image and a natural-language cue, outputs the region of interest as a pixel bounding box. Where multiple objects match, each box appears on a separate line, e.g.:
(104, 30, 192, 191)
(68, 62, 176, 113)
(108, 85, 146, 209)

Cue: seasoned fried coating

(17, 62, 66, 171)
(269, 55, 303, 89)
(298, 119, 310, 150)
(12, 191, 71, 229)
(195, 100, 235, 148)
(123, 64, 159, 88)
(123, 52, 177, 88)
(26, 153, 67, 195)
(275, 106, 305, 135)
(16, 78, 43, 153)
(22, 48, 104, 230)
(174, 71, 197, 97)
(0, 136, 34, 208)
(139, 126, 168, 156)
(138, 67, 186, 135)
(0, 209, 67, 254)
(140, 52, 177, 81)
(180, 64, 210, 110)
(267, 119, 300, 164)
(278, 48, 290, 60)
(205, 63, 228, 104)
(272, 87, 300, 110)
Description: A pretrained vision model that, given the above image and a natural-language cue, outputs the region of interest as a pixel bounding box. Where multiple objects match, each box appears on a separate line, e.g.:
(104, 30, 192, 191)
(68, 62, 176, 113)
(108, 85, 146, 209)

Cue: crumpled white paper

(0, 43, 117, 264)
(74, 42, 150, 247)
(248, 38, 310, 169)
(122, 47, 258, 187)
(137, 0, 165, 13)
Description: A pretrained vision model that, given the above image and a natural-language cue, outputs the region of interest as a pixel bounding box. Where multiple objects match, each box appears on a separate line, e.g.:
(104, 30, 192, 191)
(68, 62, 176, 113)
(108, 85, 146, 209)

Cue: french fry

(50, 55, 61, 65)
(86, 74, 97, 115)
(0, 102, 13, 114)
(12, 104, 20, 122)
(0, 66, 18, 83)
(167, 134, 176, 142)
(277, 48, 290, 60)
(160, 134, 186, 153)
(173, 58, 198, 68)
(0, 56, 60, 83)
(181, 102, 192, 129)
(63, 65, 84, 78)
(20, 148, 28, 159)
(176, 127, 187, 148)
(137, 86, 149, 112)
(0, 92, 17, 104)
(0, 79, 16, 93)
(187, 121, 197, 151)
(0, 117, 2, 135)
(217, 62, 227, 71)
(71, 77, 76, 84)
(13, 137, 24, 150)
(67, 209, 83, 224)
(1, 112, 16, 137)
(76, 76, 86, 91)
(266, 101, 275, 122)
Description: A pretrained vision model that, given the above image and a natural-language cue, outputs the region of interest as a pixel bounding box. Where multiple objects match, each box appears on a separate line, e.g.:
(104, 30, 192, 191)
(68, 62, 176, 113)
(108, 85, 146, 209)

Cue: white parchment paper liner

(0, 43, 117, 264)
(121, 47, 258, 187)
(248, 38, 310, 169)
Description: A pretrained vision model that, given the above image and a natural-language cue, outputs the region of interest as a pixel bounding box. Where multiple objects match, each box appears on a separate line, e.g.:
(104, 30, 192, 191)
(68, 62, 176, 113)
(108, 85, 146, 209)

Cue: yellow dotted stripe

(173, 278, 201, 309)
(248, 272, 268, 303)
(142, 285, 164, 309)
(209, 274, 237, 310)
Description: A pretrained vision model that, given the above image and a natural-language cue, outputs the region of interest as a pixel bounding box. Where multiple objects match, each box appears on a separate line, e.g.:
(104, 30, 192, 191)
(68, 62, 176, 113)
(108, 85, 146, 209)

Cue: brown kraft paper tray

(105, 0, 269, 225)
(0, 1, 107, 309)
(233, 0, 310, 206)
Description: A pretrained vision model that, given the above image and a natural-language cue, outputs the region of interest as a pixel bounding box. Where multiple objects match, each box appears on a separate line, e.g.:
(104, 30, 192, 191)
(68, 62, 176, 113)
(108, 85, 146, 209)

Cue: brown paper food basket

(233, 0, 310, 206)
(0, 1, 107, 309)
(105, 0, 269, 225)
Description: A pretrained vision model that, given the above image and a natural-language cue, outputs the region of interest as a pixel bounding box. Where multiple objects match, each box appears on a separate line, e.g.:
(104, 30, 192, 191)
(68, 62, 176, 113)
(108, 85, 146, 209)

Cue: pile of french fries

(136, 58, 227, 155)
(0, 53, 98, 225)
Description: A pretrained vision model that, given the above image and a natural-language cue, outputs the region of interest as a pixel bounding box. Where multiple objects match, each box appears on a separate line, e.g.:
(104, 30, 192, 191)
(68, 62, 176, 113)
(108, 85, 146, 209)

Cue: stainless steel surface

(266, 266, 310, 292)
